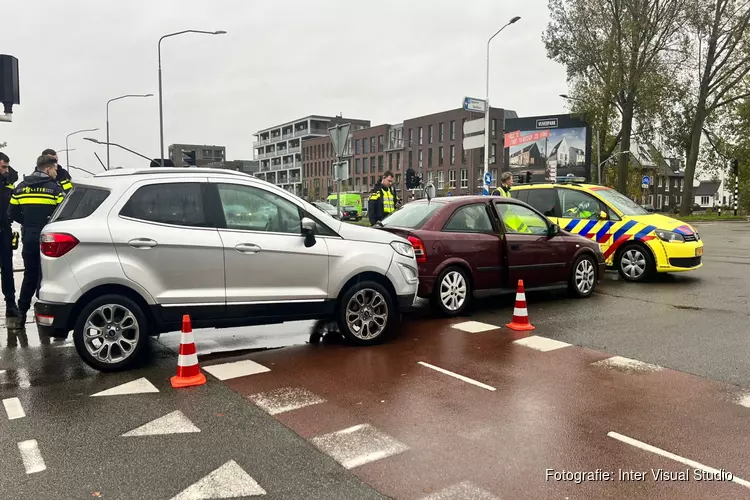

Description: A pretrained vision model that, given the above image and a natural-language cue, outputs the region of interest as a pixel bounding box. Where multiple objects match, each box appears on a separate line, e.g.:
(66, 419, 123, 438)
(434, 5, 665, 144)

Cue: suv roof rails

(94, 167, 253, 178)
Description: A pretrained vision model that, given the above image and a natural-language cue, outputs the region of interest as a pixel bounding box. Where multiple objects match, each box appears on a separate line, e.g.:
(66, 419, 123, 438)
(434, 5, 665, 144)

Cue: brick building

(302, 136, 338, 201)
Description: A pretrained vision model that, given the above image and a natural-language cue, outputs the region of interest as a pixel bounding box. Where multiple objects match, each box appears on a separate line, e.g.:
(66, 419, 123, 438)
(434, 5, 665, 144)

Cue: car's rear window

(380, 202, 443, 228)
(51, 186, 110, 222)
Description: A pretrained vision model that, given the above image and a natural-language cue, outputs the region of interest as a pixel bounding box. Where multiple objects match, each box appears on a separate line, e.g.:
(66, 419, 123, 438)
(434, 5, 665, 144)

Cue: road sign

(447, 191, 453, 196)
(328, 124, 351, 158)
(462, 134, 484, 151)
(333, 161, 349, 181)
(484, 172, 493, 185)
(642, 175, 651, 186)
(463, 97, 486, 113)
(482, 187, 489, 195)
(463, 118, 485, 135)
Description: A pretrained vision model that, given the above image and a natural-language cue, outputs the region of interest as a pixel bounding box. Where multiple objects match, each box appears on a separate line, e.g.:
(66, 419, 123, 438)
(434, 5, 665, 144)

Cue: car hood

(338, 221, 409, 245)
(625, 214, 697, 234)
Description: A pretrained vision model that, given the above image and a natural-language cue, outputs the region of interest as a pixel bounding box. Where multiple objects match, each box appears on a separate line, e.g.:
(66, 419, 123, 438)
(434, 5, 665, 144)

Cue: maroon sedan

(378, 196, 606, 316)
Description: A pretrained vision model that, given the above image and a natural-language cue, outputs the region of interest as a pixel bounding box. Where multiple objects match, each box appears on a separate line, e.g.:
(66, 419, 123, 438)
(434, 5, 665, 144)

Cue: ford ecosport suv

(34, 168, 419, 371)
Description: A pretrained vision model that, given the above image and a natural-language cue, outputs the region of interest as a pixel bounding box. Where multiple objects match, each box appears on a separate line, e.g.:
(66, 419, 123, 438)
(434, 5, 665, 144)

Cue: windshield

(380, 201, 443, 228)
(596, 188, 649, 216)
(315, 202, 336, 211)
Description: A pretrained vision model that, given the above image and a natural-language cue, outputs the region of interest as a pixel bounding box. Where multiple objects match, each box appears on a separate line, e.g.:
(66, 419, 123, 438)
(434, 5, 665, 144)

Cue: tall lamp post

(107, 94, 153, 170)
(65, 128, 99, 167)
(484, 16, 520, 183)
(158, 29, 226, 167)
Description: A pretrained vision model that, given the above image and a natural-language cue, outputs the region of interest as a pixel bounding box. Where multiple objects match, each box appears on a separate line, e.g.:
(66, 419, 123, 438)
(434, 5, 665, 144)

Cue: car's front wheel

(337, 281, 397, 345)
(431, 265, 472, 316)
(616, 243, 654, 282)
(568, 254, 597, 298)
(73, 294, 149, 372)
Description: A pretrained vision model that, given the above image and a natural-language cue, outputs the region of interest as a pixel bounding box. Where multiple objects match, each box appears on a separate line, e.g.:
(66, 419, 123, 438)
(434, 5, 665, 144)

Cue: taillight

(40, 233, 79, 258)
(407, 235, 427, 263)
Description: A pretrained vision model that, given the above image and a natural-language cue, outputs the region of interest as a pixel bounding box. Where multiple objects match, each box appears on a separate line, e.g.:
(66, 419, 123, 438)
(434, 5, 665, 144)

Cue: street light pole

(107, 94, 153, 170)
(84, 137, 154, 163)
(484, 16, 520, 186)
(158, 29, 226, 168)
(65, 128, 99, 167)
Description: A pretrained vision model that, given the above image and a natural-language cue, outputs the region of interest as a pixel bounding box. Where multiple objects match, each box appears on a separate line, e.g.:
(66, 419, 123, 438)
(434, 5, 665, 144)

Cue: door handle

(510, 244, 521, 251)
(235, 243, 261, 254)
(128, 238, 157, 249)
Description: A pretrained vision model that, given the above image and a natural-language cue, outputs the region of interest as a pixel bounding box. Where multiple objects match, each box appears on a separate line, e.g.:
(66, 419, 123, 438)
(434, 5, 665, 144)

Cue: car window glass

(380, 202, 443, 228)
(217, 183, 301, 234)
(525, 189, 560, 217)
(120, 183, 207, 227)
(556, 188, 602, 219)
(510, 189, 529, 203)
(495, 203, 549, 235)
(51, 186, 110, 222)
(443, 204, 494, 232)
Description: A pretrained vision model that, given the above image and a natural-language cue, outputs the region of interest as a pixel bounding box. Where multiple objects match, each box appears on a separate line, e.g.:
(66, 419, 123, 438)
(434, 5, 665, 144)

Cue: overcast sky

(1, 0, 569, 177)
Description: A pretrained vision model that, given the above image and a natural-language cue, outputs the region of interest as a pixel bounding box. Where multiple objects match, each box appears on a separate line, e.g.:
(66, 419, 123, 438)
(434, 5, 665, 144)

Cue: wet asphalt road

(0, 220, 748, 499)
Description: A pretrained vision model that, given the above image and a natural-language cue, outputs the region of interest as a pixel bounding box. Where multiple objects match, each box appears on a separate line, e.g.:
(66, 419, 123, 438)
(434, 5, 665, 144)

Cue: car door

(440, 202, 503, 291)
(493, 201, 568, 287)
(208, 179, 330, 319)
(555, 187, 613, 252)
(109, 179, 225, 321)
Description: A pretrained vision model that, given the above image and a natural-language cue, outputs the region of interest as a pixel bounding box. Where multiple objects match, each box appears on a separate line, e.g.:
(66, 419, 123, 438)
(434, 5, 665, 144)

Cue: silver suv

(34, 168, 419, 371)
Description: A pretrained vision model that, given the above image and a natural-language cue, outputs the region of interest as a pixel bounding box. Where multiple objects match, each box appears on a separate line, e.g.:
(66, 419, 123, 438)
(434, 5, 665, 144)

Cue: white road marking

(17, 439, 46, 474)
(0, 370, 6, 375)
(592, 356, 663, 373)
(248, 387, 325, 415)
(122, 410, 200, 437)
(203, 359, 270, 380)
(420, 481, 500, 500)
(3, 397, 25, 420)
(91, 377, 160, 397)
(737, 393, 750, 408)
(608, 431, 750, 489)
(513, 336, 570, 352)
(170, 460, 266, 499)
(450, 321, 501, 333)
(311, 423, 409, 469)
(418, 361, 496, 391)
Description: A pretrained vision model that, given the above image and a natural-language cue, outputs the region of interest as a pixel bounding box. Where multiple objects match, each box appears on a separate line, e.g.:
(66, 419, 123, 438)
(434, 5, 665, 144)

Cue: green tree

(545, 0, 688, 194)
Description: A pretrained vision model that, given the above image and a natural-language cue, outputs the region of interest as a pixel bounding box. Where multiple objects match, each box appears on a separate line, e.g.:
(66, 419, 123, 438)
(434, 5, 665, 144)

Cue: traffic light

(405, 168, 415, 189)
(525, 171, 532, 183)
(150, 158, 174, 168)
(732, 159, 739, 175)
(182, 149, 196, 166)
(414, 174, 421, 188)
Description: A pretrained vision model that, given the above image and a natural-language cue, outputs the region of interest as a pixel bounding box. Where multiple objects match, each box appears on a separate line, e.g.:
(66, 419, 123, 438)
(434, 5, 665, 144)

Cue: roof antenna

(93, 152, 106, 170)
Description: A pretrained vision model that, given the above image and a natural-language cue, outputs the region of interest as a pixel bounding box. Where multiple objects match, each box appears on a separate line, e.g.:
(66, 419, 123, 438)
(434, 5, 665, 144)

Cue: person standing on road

(368, 171, 397, 226)
(0, 152, 20, 320)
(8, 155, 66, 330)
(491, 172, 513, 197)
(42, 148, 73, 193)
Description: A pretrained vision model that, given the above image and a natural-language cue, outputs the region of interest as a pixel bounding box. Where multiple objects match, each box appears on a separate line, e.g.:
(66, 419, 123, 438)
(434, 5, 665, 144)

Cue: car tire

(616, 243, 654, 282)
(337, 280, 397, 346)
(568, 253, 597, 298)
(73, 294, 149, 372)
(431, 265, 472, 316)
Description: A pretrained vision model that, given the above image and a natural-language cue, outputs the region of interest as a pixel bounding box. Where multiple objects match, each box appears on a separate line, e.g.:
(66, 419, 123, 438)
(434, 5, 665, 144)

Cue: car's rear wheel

(337, 281, 397, 346)
(73, 294, 149, 372)
(568, 254, 597, 298)
(616, 243, 654, 282)
(431, 266, 472, 316)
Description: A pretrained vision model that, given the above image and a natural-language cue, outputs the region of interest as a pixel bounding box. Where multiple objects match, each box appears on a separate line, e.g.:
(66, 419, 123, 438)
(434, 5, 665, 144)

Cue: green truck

(327, 193, 364, 221)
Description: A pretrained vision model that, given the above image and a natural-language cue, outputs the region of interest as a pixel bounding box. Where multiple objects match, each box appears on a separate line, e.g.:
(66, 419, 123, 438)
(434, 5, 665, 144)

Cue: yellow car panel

(511, 183, 704, 277)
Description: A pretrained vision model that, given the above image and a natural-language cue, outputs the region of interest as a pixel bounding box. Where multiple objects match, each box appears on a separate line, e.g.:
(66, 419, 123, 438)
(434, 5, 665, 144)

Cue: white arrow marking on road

(3, 397, 25, 420)
(169, 460, 267, 499)
(91, 377, 159, 397)
(18, 440, 46, 474)
(122, 410, 200, 437)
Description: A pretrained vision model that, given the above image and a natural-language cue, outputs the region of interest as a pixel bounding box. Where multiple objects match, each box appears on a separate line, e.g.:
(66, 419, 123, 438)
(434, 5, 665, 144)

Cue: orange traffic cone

(170, 314, 207, 388)
(506, 279, 535, 331)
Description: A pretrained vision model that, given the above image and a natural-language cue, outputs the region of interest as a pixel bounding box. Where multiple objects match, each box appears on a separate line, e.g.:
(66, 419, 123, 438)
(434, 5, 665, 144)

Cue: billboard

(503, 114, 591, 182)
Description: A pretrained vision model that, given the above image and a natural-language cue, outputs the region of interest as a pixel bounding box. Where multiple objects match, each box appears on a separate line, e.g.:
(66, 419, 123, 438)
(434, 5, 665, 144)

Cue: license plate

(696, 247, 703, 256)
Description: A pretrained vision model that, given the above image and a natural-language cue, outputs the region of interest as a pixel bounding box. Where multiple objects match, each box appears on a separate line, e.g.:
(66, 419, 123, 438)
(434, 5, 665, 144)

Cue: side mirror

(599, 211, 608, 220)
(301, 217, 316, 247)
(548, 223, 560, 237)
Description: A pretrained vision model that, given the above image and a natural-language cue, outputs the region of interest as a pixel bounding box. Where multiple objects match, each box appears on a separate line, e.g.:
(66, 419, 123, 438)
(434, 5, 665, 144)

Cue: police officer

(566, 200, 595, 219)
(0, 153, 19, 321)
(368, 170, 397, 226)
(8, 155, 66, 329)
(42, 148, 73, 193)
(491, 172, 513, 197)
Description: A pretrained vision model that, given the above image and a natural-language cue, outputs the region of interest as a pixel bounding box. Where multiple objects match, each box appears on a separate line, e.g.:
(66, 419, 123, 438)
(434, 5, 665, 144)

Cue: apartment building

(253, 115, 369, 196)
(402, 107, 514, 195)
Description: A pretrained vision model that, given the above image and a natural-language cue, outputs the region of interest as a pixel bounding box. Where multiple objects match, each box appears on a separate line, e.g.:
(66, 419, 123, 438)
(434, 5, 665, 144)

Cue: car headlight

(391, 241, 415, 258)
(655, 229, 685, 242)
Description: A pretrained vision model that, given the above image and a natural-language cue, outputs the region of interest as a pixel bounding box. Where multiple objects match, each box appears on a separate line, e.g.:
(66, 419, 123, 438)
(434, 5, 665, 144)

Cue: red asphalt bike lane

(211, 317, 750, 500)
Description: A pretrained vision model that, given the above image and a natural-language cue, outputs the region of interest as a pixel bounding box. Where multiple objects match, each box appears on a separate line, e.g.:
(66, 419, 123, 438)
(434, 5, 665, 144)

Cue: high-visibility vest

(382, 188, 395, 214)
(493, 187, 511, 197)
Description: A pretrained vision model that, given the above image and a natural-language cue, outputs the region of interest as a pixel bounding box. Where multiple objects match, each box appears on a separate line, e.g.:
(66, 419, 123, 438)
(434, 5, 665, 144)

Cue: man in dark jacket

(9, 155, 66, 329)
(0, 152, 19, 320)
(42, 148, 73, 193)
(368, 171, 397, 226)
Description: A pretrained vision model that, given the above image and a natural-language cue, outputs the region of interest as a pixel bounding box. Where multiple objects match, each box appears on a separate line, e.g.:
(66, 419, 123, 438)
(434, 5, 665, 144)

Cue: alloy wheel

(440, 271, 467, 311)
(575, 258, 595, 294)
(621, 248, 647, 279)
(82, 304, 140, 365)
(345, 288, 388, 340)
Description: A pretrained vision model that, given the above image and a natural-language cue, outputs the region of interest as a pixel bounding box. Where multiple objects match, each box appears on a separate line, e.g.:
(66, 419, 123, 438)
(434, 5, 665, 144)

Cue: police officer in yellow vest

(368, 171, 397, 226)
(566, 199, 595, 219)
(491, 172, 530, 233)
(491, 171, 513, 197)
(42, 149, 73, 193)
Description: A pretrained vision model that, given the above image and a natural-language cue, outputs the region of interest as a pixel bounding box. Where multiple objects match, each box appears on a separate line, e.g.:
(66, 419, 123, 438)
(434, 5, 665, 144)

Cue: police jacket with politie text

(0, 166, 19, 228)
(8, 170, 65, 229)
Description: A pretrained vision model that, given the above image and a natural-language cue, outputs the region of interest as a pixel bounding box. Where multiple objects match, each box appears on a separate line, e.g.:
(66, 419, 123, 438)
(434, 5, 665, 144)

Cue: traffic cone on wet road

(170, 315, 207, 389)
(506, 280, 535, 331)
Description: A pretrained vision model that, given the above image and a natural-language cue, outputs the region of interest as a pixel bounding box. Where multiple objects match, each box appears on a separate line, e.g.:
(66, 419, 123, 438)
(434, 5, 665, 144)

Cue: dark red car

(378, 195, 606, 316)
